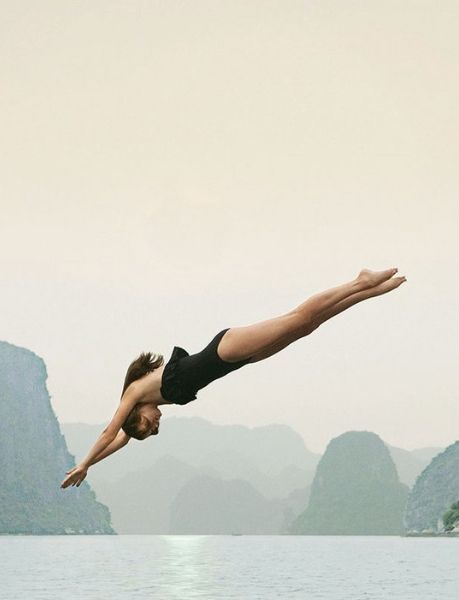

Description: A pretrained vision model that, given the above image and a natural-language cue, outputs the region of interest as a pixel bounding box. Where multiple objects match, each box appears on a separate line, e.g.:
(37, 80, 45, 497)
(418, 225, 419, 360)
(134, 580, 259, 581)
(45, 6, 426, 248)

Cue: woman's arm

(60, 384, 141, 489)
(61, 431, 131, 488)
(90, 430, 130, 465)
(79, 383, 140, 469)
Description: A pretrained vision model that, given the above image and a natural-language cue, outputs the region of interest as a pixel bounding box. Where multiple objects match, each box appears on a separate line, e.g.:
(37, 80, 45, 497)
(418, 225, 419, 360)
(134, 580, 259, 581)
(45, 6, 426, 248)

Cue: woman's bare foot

(365, 275, 407, 297)
(308, 273, 407, 330)
(357, 267, 399, 289)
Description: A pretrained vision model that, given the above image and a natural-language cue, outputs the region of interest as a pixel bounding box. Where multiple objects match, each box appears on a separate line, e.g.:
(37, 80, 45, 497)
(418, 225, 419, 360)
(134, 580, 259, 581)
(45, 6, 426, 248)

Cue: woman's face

(137, 404, 162, 439)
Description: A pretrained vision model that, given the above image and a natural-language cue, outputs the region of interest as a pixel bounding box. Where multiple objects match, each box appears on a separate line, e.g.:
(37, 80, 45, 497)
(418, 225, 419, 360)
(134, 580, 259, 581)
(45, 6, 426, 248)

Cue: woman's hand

(60, 465, 88, 489)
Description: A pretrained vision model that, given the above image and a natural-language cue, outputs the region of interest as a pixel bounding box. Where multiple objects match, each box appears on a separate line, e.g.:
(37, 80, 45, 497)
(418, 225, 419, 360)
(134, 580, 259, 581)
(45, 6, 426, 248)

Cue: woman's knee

(289, 309, 317, 338)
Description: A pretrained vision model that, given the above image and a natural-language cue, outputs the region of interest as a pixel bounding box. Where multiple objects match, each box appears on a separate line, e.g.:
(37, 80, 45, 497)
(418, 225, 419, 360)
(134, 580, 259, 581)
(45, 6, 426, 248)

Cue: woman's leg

(217, 267, 406, 363)
(309, 273, 407, 330)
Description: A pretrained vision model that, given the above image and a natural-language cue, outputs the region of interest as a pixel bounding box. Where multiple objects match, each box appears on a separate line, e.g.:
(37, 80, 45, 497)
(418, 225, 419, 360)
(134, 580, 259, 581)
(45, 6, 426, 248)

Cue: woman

(61, 267, 406, 489)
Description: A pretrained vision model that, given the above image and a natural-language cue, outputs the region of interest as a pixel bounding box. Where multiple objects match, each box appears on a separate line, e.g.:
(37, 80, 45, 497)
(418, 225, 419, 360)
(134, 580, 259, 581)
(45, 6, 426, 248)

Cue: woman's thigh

(217, 311, 306, 363)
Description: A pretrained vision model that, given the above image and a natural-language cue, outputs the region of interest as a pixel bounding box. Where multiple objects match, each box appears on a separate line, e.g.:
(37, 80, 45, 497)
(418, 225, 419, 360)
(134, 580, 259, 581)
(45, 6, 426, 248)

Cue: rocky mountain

(290, 431, 409, 535)
(404, 441, 459, 533)
(0, 341, 113, 534)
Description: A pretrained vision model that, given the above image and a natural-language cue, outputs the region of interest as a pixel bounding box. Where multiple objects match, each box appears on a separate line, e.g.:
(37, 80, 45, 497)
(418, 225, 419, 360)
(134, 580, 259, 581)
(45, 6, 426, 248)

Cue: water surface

(2, 535, 458, 599)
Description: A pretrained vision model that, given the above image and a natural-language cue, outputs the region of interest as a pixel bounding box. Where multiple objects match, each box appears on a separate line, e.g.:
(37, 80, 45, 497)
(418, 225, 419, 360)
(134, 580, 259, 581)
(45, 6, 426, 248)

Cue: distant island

(0, 340, 114, 535)
(289, 431, 409, 535)
(404, 442, 459, 536)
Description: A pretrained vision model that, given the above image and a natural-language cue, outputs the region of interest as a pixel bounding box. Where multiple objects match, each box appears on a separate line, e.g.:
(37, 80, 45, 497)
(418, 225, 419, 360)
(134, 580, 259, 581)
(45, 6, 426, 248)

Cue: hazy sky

(1, 1, 458, 453)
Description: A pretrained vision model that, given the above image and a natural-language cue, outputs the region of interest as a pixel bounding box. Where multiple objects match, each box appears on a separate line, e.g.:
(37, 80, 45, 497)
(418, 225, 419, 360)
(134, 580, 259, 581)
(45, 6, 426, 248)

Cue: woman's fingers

(61, 474, 78, 488)
(61, 466, 87, 489)
(76, 473, 87, 487)
(71, 475, 86, 486)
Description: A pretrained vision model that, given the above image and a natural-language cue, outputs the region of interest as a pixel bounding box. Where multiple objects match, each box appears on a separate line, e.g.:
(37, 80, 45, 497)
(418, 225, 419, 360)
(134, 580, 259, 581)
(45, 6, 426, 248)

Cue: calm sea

(1, 535, 458, 599)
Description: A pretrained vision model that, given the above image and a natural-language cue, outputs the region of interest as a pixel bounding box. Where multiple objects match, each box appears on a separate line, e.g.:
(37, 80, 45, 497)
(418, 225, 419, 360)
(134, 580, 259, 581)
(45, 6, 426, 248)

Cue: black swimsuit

(160, 328, 252, 405)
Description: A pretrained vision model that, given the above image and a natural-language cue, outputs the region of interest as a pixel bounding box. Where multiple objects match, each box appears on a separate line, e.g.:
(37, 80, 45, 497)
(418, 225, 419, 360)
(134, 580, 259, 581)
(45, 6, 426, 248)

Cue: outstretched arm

(60, 383, 141, 489)
(61, 431, 131, 488)
(89, 430, 131, 466)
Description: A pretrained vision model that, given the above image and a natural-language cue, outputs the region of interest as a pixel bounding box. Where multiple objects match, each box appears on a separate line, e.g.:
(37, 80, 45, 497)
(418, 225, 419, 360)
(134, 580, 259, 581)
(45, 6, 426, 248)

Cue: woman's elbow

(120, 431, 131, 445)
(101, 429, 117, 443)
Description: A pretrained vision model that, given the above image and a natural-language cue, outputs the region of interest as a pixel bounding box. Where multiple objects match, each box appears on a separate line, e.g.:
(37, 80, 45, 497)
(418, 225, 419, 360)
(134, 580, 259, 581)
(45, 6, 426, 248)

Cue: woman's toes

(372, 275, 406, 295)
(358, 267, 399, 288)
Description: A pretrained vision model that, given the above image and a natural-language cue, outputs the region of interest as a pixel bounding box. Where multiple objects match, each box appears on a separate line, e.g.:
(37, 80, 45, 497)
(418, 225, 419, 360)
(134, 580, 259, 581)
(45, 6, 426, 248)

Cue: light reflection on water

(1, 535, 459, 599)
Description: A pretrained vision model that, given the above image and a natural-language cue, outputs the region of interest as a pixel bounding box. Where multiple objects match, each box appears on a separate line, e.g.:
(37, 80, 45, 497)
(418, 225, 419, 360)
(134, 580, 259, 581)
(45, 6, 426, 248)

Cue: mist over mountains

(63, 417, 320, 489)
(0, 339, 453, 535)
(62, 418, 317, 534)
(62, 420, 444, 535)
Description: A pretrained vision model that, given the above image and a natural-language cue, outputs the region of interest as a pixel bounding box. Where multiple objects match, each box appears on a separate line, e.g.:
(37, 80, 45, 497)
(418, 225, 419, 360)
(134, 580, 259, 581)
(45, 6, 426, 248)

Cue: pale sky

(1, 1, 458, 453)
